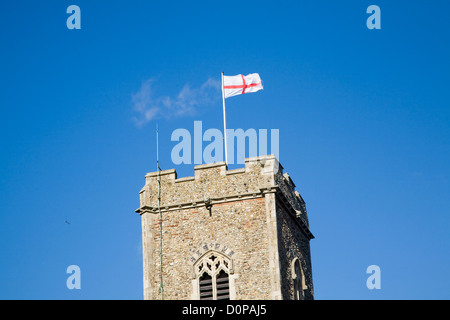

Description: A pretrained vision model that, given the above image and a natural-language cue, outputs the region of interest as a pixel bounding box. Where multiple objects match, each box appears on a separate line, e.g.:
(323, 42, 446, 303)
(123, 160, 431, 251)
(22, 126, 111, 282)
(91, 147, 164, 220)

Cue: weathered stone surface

(136, 155, 314, 300)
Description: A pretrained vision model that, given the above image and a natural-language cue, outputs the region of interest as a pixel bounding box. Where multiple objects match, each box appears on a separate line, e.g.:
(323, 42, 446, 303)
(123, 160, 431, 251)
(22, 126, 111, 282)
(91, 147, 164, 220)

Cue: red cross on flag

(223, 73, 263, 99)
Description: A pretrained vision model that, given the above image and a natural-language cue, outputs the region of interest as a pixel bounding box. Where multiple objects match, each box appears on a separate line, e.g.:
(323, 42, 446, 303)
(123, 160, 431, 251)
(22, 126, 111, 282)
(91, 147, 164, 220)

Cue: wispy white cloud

(131, 77, 220, 127)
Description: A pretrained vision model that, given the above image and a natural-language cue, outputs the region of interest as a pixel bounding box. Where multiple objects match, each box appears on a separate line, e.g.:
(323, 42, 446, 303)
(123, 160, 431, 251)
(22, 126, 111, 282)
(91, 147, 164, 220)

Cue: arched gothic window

(292, 257, 306, 300)
(195, 252, 231, 300)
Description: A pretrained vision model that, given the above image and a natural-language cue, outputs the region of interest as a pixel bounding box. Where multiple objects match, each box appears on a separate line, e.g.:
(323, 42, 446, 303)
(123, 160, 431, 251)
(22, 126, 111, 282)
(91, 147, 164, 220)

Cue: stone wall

(136, 155, 314, 300)
(276, 203, 314, 300)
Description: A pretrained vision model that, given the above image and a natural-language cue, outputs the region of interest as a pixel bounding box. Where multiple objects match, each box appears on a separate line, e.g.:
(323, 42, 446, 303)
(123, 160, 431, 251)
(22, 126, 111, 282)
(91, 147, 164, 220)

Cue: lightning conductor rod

(156, 124, 164, 300)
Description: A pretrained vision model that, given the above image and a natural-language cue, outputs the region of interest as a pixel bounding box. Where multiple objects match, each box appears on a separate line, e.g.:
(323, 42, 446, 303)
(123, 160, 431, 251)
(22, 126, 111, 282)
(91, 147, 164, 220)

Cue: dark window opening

(199, 272, 213, 300)
(216, 270, 230, 300)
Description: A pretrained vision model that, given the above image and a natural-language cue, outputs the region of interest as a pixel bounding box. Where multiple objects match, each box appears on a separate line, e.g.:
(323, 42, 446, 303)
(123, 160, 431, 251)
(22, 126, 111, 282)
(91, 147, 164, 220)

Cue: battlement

(142, 155, 283, 184)
(137, 155, 277, 211)
(136, 155, 310, 230)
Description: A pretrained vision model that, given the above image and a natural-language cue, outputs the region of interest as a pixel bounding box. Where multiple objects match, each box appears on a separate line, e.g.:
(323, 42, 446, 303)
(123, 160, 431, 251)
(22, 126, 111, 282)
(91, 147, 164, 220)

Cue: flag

(223, 73, 263, 99)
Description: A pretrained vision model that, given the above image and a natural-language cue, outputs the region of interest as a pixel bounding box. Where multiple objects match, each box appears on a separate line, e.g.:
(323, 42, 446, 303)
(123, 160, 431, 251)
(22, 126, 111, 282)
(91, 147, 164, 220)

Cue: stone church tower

(135, 155, 314, 300)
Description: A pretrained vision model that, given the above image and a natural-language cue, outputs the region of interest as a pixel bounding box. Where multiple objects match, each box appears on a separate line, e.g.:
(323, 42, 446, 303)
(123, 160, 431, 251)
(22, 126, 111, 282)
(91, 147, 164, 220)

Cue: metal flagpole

(221, 72, 228, 166)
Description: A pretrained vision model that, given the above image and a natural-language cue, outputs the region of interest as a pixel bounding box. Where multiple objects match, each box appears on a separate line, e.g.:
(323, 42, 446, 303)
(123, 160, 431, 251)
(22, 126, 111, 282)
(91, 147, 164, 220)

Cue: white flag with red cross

(220, 72, 264, 165)
(222, 73, 263, 99)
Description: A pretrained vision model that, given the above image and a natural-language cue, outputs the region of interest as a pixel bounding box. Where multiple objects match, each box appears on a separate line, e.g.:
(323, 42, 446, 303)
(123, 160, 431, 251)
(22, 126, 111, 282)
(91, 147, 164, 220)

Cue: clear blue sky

(0, 0, 449, 299)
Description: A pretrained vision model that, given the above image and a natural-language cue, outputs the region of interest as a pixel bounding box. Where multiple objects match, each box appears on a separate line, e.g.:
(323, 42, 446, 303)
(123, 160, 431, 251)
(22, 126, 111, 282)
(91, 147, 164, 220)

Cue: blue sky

(0, 0, 449, 299)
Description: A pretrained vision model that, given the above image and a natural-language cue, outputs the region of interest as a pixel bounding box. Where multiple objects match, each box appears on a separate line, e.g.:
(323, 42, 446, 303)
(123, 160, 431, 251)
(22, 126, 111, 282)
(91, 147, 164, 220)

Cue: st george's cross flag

(222, 73, 263, 99)
(220, 72, 263, 165)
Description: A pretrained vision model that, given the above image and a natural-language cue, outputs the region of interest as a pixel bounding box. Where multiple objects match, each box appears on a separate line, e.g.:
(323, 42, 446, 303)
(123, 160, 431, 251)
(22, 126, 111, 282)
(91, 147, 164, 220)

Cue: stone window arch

(292, 257, 307, 300)
(192, 250, 235, 300)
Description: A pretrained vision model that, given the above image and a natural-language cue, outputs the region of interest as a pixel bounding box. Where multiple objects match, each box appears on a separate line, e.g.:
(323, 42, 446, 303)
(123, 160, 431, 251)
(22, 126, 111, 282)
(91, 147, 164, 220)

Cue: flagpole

(221, 72, 228, 166)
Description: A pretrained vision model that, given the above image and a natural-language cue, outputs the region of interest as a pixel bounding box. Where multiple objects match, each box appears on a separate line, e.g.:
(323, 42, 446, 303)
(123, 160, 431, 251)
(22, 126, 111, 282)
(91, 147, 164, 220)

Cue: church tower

(135, 155, 314, 300)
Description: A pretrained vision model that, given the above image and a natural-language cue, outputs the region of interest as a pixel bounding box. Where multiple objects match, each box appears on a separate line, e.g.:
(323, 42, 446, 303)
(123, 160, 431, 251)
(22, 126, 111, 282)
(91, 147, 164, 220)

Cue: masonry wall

(137, 155, 314, 300)
(143, 198, 274, 299)
(274, 167, 314, 300)
(276, 204, 314, 300)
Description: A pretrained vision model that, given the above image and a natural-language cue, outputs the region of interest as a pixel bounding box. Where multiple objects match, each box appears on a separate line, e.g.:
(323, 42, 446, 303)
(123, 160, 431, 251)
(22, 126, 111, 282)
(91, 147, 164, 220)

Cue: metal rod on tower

(156, 124, 164, 300)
